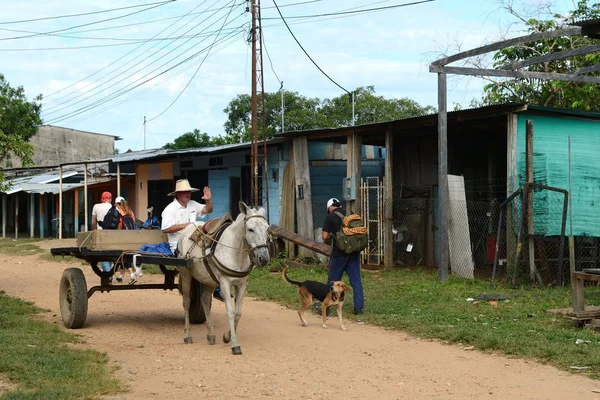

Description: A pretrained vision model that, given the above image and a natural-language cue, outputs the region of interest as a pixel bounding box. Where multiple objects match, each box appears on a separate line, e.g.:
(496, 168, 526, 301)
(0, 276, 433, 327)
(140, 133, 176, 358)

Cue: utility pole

(250, 0, 269, 219)
(144, 116, 147, 150)
(280, 81, 284, 133)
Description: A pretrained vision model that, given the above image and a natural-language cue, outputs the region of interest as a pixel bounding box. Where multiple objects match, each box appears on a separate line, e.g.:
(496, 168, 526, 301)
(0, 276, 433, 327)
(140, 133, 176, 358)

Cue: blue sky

(1, 0, 577, 152)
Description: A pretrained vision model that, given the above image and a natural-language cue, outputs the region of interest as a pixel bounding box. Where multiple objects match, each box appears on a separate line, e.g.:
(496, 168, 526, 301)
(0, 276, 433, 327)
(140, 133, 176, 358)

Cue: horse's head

(239, 201, 270, 267)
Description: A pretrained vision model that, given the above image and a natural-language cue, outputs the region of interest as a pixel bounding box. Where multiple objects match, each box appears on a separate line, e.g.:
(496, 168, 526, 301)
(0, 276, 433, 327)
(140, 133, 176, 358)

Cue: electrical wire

(45, 27, 244, 125)
(263, 0, 435, 20)
(44, 1, 241, 114)
(262, 28, 281, 83)
(65, 32, 243, 126)
(271, 0, 349, 94)
(0, 1, 176, 25)
(43, 0, 220, 101)
(147, 0, 237, 122)
(0, 1, 175, 41)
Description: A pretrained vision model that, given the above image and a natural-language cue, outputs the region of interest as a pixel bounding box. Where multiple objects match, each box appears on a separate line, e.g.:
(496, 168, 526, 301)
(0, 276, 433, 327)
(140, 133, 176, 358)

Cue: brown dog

(282, 266, 350, 331)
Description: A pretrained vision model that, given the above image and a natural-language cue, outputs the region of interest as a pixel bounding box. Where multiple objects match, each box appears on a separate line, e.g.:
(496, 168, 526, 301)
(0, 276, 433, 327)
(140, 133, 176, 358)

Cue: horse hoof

(231, 346, 242, 355)
(223, 332, 231, 344)
(207, 335, 216, 345)
(184, 337, 193, 344)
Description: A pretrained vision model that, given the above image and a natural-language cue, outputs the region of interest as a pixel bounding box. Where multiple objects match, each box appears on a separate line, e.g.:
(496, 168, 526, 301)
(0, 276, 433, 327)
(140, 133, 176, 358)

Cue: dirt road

(2, 248, 600, 399)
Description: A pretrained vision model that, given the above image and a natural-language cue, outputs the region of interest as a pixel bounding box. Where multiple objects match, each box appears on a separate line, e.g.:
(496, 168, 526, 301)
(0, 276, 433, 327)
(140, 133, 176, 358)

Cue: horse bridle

(242, 214, 269, 257)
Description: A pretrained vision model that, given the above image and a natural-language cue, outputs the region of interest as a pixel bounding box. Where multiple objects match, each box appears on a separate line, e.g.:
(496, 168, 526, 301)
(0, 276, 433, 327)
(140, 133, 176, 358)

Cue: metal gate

(360, 177, 384, 265)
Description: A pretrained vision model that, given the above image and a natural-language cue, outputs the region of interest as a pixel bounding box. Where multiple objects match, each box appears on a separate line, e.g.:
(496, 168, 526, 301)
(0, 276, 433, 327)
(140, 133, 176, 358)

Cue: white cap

(326, 198, 341, 211)
(115, 196, 125, 203)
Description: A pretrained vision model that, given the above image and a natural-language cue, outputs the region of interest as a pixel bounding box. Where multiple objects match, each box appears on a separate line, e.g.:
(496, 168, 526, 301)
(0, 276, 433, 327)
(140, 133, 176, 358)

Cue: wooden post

(29, 193, 34, 238)
(59, 166, 63, 240)
(117, 162, 121, 197)
(384, 129, 394, 268)
(568, 136, 578, 311)
(84, 163, 88, 231)
(74, 189, 79, 235)
(2, 193, 6, 238)
(14, 192, 18, 239)
(438, 72, 449, 281)
(39, 195, 45, 238)
(525, 120, 536, 284)
(292, 136, 314, 257)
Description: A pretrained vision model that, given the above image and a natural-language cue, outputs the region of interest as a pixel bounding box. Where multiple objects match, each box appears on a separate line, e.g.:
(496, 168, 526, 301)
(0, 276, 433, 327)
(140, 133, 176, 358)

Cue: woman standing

(115, 196, 138, 284)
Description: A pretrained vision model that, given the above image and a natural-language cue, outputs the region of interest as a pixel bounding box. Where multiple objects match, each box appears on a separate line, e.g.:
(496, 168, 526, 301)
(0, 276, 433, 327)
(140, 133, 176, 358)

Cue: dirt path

(2, 251, 600, 399)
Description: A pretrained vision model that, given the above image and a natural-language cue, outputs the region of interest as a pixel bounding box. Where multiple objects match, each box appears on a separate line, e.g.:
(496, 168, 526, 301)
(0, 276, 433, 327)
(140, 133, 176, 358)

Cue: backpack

(121, 214, 136, 230)
(99, 206, 121, 230)
(333, 211, 368, 254)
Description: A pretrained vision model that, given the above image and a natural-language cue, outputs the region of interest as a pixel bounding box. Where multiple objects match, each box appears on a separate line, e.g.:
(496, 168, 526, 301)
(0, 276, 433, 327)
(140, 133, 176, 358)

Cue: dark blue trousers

(328, 253, 364, 309)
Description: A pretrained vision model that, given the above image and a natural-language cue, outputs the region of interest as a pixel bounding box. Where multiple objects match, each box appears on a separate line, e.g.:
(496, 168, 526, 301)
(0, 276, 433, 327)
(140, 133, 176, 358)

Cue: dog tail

(282, 266, 303, 286)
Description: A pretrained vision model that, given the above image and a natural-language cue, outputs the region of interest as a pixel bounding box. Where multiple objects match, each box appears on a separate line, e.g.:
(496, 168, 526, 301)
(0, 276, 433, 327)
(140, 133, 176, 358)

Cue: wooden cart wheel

(59, 268, 88, 329)
(189, 278, 206, 324)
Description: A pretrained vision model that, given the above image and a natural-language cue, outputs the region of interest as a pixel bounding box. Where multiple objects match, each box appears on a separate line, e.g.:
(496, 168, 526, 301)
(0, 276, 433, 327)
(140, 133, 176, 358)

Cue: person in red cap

(92, 191, 113, 274)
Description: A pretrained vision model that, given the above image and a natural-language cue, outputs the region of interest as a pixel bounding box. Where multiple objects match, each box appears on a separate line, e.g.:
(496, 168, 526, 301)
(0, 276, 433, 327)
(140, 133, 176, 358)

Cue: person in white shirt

(161, 179, 224, 301)
(161, 179, 213, 253)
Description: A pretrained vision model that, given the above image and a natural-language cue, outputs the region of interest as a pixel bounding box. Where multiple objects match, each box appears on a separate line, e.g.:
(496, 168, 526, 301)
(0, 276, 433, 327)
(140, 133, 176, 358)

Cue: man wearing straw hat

(161, 179, 224, 301)
(162, 179, 213, 253)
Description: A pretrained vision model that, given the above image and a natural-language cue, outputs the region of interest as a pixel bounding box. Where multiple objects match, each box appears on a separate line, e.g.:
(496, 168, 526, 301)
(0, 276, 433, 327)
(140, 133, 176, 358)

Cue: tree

(163, 129, 226, 150)
(0, 74, 42, 188)
(479, 0, 600, 110)
(222, 86, 435, 141)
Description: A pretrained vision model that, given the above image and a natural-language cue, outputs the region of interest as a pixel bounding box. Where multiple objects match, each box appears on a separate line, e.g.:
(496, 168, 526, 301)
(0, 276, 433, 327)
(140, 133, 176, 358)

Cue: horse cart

(50, 246, 206, 329)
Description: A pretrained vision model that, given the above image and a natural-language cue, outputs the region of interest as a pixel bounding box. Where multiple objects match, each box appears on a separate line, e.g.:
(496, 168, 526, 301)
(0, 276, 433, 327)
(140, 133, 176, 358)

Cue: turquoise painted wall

(516, 114, 600, 236)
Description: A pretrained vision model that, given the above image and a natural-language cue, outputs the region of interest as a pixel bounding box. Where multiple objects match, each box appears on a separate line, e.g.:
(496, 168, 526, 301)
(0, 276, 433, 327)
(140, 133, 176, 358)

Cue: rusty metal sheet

(269, 225, 331, 257)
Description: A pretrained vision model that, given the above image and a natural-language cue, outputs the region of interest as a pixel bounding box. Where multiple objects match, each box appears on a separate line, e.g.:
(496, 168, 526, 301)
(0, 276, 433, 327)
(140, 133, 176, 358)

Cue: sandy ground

(2, 241, 600, 399)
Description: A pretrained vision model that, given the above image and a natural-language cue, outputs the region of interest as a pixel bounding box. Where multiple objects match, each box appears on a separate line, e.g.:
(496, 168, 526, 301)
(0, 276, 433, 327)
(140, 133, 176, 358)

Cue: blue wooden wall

(515, 114, 600, 236)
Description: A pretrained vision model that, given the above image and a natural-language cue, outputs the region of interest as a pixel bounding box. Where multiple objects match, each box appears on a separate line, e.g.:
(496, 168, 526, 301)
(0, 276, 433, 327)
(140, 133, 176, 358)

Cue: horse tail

(282, 266, 303, 286)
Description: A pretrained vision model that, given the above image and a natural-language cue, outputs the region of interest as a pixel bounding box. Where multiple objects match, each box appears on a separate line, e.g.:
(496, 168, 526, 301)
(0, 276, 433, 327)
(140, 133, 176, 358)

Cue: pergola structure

(430, 19, 600, 281)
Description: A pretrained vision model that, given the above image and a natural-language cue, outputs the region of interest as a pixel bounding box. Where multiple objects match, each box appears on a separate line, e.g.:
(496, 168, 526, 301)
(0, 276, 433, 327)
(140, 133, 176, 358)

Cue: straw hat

(168, 179, 199, 196)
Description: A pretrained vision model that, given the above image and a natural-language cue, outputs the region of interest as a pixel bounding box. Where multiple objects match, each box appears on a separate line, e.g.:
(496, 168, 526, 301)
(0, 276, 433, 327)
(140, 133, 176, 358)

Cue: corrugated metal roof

(59, 137, 286, 166)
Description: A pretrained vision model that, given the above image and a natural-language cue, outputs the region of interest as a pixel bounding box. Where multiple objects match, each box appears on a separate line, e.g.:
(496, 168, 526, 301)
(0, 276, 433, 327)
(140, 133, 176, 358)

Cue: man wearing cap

(161, 179, 224, 301)
(322, 198, 365, 315)
(92, 191, 113, 273)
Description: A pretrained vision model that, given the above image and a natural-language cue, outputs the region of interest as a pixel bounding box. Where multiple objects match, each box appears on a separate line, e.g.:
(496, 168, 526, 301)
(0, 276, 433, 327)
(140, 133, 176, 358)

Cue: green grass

(0, 238, 45, 256)
(247, 263, 600, 378)
(0, 291, 123, 399)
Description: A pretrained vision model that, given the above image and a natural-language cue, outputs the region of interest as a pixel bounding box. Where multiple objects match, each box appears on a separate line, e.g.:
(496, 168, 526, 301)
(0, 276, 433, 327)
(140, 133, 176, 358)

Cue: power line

(0, 1, 175, 41)
(147, 0, 238, 122)
(0, 1, 176, 25)
(44, 1, 241, 114)
(271, 0, 349, 94)
(64, 32, 242, 126)
(43, 0, 220, 101)
(263, 0, 435, 20)
(262, 28, 281, 83)
(45, 27, 244, 125)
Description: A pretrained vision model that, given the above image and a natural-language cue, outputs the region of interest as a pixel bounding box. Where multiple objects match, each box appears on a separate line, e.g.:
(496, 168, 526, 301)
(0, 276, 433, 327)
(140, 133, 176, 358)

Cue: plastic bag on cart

(139, 242, 174, 257)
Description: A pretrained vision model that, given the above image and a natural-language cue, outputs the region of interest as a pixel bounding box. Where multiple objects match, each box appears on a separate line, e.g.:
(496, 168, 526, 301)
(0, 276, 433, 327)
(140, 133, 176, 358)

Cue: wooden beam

(292, 136, 314, 257)
(351, 132, 362, 213)
(59, 166, 63, 240)
(384, 129, 394, 269)
(438, 72, 449, 281)
(29, 193, 34, 238)
(431, 26, 581, 67)
(429, 66, 600, 84)
(84, 163, 88, 231)
(570, 64, 600, 75)
(14, 193, 18, 240)
(502, 43, 600, 71)
(2, 193, 6, 238)
(117, 162, 121, 197)
(39, 195, 44, 238)
(525, 120, 537, 284)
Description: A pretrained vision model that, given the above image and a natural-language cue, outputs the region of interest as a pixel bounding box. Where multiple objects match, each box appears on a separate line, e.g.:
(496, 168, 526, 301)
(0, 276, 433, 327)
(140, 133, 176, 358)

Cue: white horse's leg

(179, 268, 193, 344)
(219, 282, 242, 355)
(233, 280, 247, 333)
(201, 284, 216, 345)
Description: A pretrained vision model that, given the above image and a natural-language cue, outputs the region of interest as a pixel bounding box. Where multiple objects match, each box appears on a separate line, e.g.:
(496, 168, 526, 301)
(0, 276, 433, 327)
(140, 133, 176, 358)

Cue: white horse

(177, 201, 270, 355)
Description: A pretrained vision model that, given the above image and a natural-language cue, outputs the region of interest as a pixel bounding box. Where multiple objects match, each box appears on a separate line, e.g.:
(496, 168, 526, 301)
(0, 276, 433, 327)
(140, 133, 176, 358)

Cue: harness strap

(203, 257, 220, 284)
